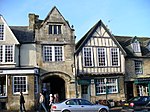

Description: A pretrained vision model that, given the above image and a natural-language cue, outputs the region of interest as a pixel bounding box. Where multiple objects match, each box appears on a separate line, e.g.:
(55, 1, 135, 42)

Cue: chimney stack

(28, 13, 39, 30)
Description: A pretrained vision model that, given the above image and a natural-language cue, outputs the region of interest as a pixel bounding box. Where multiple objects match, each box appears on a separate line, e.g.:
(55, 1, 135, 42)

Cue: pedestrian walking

(49, 94, 54, 112)
(20, 91, 26, 112)
(39, 92, 48, 112)
(54, 93, 59, 103)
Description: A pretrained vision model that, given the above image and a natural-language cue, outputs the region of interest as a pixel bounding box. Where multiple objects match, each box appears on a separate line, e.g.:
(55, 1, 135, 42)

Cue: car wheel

(99, 108, 108, 112)
(62, 110, 71, 112)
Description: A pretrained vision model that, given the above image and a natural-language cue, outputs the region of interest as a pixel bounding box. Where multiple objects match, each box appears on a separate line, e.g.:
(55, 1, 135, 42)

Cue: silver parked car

(51, 98, 109, 112)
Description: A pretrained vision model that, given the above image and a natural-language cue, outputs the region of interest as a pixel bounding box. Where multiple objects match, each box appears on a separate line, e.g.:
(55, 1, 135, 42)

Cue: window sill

(0, 96, 7, 98)
(0, 62, 16, 65)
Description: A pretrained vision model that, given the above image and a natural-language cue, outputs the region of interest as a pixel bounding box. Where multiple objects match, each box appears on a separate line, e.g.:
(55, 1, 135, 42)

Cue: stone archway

(42, 75, 65, 101)
(40, 72, 72, 102)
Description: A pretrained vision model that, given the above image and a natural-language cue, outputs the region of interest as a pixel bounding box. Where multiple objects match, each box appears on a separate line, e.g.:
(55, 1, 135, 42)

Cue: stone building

(115, 36, 150, 100)
(1, 6, 150, 111)
(0, 6, 76, 111)
(32, 6, 76, 101)
(0, 15, 38, 110)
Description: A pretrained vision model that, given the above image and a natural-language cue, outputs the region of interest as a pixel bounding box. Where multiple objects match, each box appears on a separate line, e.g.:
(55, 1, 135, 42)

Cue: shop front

(134, 78, 150, 96)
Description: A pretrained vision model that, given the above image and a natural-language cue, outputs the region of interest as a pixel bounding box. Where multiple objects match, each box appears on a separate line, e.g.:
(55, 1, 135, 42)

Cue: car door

(65, 99, 82, 112)
(78, 99, 97, 112)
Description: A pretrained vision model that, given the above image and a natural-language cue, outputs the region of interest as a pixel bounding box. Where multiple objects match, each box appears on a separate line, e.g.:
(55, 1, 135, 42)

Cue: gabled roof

(10, 26, 35, 43)
(41, 6, 71, 28)
(76, 20, 126, 56)
(114, 35, 150, 57)
(0, 15, 19, 44)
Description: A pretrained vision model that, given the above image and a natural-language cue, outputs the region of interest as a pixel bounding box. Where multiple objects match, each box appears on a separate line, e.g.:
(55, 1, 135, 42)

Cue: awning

(134, 78, 150, 84)
(78, 79, 91, 85)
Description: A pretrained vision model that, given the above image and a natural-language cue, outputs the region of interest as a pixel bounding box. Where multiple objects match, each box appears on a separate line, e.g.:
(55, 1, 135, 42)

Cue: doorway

(126, 82, 134, 100)
(42, 75, 65, 101)
(81, 85, 90, 101)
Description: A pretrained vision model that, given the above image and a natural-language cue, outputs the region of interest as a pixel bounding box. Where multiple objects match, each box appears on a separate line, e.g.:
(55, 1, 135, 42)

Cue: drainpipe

(18, 44, 21, 67)
(71, 26, 78, 98)
(74, 53, 78, 98)
(148, 84, 150, 96)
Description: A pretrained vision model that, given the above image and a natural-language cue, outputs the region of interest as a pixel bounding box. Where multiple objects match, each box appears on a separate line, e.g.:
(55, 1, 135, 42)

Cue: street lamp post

(104, 78, 108, 105)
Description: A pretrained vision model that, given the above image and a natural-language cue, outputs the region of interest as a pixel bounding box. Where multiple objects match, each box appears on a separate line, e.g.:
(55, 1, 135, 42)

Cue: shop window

(96, 78, 118, 95)
(13, 76, 28, 94)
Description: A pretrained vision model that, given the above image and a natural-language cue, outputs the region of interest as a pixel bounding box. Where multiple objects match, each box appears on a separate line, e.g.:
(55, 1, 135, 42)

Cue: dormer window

(132, 39, 141, 52)
(49, 25, 62, 34)
(0, 24, 4, 40)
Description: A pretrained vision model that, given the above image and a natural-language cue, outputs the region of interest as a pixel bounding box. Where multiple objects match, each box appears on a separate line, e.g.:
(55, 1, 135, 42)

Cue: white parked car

(51, 98, 109, 112)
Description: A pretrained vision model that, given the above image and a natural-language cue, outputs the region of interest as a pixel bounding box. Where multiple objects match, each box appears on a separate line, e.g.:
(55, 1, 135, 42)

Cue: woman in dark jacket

(20, 92, 26, 112)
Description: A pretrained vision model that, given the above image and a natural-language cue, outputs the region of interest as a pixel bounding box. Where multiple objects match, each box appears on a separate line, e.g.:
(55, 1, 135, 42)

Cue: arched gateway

(40, 72, 72, 101)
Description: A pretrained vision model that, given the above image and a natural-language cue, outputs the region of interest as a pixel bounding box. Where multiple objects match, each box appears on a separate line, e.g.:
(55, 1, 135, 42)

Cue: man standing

(39, 92, 48, 112)
(20, 91, 26, 112)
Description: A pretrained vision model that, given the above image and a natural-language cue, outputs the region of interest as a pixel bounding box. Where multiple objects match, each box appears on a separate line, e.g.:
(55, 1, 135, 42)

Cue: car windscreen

(129, 97, 141, 101)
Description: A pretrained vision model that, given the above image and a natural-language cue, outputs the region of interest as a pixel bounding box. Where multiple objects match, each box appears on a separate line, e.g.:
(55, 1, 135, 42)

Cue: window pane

(43, 46, 63, 62)
(55, 46, 63, 61)
(0, 46, 3, 62)
(96, 78, 118, 95)
(5, 45, 13, 62)
(49, 25, 52, 34)
(132, 40, 141, 52)
(58, 25, 61, 34)
(0, 25, 4, 40)
(34, 76, 38, 93)
(48, 25, 62, 34)
(43, 46, 52, 62)
(83, 47, 93, 67)
(13, 76, 27, 93)
(0, 76, 6, 96)
(135, 61, 142, 74)
(111, 48, 119, 66)
(97, 48, 106, 66)
(54, 25, 57, 34)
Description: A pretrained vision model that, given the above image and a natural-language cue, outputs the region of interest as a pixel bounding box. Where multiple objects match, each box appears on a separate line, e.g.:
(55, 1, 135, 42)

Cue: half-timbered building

(1, 6, 150, 111)
(75, 20, 126, 102)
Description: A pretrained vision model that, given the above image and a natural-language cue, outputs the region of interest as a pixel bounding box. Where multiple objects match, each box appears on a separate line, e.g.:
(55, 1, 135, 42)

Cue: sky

(1, 0, 150, 42)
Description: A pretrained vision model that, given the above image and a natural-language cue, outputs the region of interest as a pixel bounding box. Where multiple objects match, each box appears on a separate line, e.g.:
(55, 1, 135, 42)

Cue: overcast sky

(1, 0, 150, 41)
